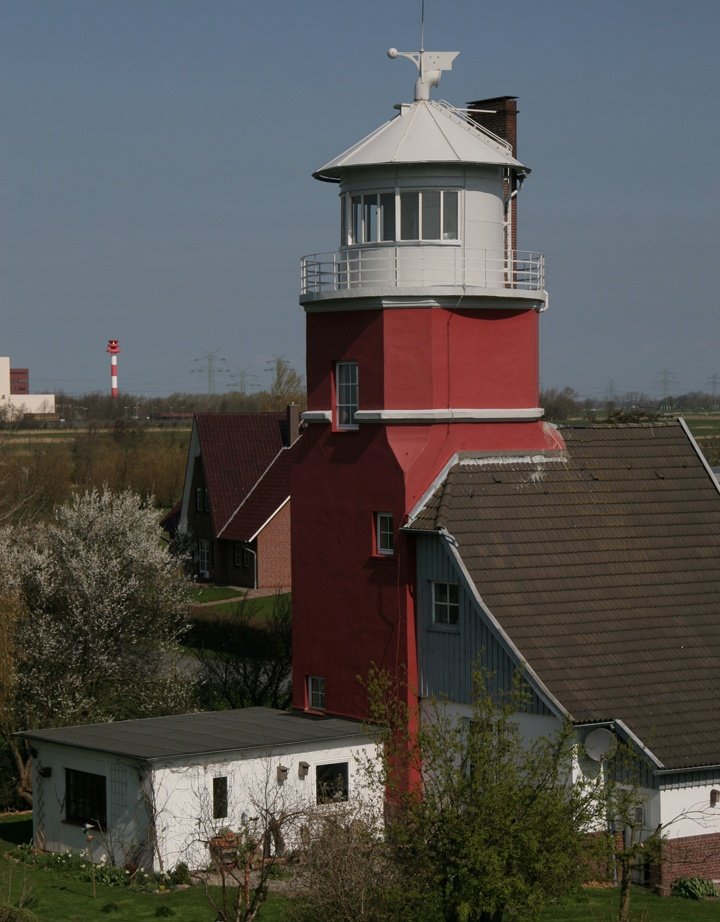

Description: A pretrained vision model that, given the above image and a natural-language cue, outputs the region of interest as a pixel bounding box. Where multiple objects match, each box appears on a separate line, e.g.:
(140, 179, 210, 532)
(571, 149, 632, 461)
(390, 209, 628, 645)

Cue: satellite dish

(584, 728, 616, 762)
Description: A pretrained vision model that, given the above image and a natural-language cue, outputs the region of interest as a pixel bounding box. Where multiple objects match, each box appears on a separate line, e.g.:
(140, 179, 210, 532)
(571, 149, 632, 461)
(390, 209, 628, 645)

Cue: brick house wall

(257, 502, 291, 589)
(656, 833, 720, 892)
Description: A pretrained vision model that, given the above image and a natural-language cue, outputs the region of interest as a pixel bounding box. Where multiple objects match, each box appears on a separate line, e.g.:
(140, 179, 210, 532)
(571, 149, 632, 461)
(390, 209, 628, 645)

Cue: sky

(2, 0, 719, 401)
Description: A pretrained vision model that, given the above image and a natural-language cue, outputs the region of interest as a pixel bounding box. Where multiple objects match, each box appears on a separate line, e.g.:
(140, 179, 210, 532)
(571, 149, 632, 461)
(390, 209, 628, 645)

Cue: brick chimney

(285, 403, 300, 446)
(466, 96, 519, 253)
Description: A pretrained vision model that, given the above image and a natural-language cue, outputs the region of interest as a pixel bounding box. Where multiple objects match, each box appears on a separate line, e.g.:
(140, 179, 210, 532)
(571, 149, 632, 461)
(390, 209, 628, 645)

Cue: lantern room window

(342, 189, 459, 244)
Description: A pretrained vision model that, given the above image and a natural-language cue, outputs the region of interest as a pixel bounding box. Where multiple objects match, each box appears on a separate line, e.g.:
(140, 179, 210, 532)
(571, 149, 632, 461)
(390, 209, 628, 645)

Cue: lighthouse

(292, 49, 562, 721)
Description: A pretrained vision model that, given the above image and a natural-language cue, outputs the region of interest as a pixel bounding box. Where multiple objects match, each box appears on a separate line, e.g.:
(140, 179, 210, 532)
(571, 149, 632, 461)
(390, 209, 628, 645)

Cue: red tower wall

(293, 301, 556, 721)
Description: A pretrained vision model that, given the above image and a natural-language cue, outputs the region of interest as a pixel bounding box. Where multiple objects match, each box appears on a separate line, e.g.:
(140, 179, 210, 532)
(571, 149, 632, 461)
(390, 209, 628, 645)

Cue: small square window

(316, 762, 349, 804)
(375, 513, 394, 555)
(433, 582, 459, 626)
(213, 777, 228, 820)
(308, 676, 326, 711)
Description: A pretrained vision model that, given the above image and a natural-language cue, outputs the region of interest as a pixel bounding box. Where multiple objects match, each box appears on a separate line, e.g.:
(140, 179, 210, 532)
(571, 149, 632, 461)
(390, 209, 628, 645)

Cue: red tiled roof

(220, 444, 298, 542)
(409, 422, 720, 770)
(195, 413, 287, 536)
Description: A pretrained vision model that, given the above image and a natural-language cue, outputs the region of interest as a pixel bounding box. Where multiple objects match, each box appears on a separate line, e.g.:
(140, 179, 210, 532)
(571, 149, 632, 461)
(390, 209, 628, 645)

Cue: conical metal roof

(313, 98, 528, 183)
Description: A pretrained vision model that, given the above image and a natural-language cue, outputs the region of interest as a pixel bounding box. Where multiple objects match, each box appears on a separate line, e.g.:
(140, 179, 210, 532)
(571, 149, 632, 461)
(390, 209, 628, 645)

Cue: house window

(316, 762, 349, 803)
(233, 543, 243, 568)
(375, 513, 394, 556)
(399, 190, 459, 241)
(433, 581, 460, 626)
(195, 487, 210, 513)
(198, 539, 210, 578)
(308, 676, 326, 711)
(213, 777, 228, 820)
(65, 768, 107, 828)
(335, 362, 359, 430)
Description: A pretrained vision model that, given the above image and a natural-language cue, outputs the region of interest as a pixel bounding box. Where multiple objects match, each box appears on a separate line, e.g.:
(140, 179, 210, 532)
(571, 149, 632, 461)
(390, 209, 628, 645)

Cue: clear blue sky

(2, 0, 718, 400)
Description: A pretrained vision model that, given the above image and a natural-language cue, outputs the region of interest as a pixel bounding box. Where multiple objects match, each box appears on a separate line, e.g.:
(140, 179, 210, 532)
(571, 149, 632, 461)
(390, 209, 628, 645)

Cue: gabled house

(18, 708, 378, 872)
(406, 421, 720, 888)
(179, 405, 300, 587)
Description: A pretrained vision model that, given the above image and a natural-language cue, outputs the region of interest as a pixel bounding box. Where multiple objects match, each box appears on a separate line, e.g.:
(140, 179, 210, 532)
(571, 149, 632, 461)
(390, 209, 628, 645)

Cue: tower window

(346, 193, 396, 244)
(399, 190, 459, 241)
(375, 513, 394, 555)
(308, 675, 326, 711)
(335, 362, 359, 430)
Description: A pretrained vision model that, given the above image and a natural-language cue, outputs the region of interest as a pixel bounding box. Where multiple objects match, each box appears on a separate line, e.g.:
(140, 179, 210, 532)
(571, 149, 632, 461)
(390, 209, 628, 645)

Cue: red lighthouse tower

(292, 49, 561, 721)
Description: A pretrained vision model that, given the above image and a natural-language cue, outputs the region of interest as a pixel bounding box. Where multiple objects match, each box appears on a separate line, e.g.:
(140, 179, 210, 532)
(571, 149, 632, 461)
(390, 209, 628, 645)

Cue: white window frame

(198, 539, 210, 579)
(375, 512, 394, 556)
(342, 189, 459, 244)
(335, 361, 359, 430)
(400, 189, 459, 242)
(432, 581, 459, 626)
(308, 675, 326, 711)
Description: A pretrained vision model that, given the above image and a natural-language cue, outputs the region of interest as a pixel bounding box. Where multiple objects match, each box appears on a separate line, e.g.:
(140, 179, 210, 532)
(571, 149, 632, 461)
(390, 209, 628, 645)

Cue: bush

(170, 861, 191, 886)
(0, 907, 40, 922)
(671, 876, 719, 900)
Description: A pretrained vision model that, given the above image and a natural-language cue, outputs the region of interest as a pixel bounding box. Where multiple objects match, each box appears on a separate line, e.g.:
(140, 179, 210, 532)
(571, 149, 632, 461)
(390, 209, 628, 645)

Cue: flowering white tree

(0, 487, 194, 804)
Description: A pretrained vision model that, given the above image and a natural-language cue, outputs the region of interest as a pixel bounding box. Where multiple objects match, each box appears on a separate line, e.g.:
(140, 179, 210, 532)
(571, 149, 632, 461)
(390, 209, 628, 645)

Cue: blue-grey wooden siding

(415, 533, 552, 716)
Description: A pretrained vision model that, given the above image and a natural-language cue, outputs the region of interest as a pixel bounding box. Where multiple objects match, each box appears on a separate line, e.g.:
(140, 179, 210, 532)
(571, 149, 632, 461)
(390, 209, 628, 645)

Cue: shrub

(0, 907, 40, 922)
(671, 876, 719, 900)
(170, 861, 191, 886)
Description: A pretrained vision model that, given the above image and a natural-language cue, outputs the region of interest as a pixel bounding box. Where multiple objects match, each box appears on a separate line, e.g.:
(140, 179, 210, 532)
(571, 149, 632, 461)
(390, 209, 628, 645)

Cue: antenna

(388, 2, 458, 103)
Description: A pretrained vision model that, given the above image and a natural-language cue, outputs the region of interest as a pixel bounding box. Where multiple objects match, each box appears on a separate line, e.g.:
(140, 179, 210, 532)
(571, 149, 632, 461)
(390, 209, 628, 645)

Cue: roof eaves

(406, 452, 460, 525)
(247, 494, 290, 544)
(678, 416, 720, 497)
(217, 447, 285, 538)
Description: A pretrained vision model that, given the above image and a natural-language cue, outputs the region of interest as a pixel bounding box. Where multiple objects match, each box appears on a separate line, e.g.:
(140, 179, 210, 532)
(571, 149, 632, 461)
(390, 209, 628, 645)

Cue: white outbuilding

(18, 707, 379, 872)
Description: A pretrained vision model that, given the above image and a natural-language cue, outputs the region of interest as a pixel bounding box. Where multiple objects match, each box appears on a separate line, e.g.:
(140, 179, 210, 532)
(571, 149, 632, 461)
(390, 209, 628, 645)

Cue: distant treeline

(0, 423, 190, 525)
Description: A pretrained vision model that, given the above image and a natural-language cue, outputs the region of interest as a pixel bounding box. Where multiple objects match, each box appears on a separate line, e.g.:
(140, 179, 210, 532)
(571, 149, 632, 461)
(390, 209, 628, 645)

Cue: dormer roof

(313, 98, 527, 183)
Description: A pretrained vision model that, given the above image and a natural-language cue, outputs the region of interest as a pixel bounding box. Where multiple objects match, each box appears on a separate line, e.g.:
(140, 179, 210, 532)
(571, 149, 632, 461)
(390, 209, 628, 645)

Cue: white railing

(300, 247, 545, 296)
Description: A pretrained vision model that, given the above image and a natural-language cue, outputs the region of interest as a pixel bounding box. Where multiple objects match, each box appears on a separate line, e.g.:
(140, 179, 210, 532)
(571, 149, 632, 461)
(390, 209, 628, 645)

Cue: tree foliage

(329, 669, 614, 922)
(0, 487, 194, 804)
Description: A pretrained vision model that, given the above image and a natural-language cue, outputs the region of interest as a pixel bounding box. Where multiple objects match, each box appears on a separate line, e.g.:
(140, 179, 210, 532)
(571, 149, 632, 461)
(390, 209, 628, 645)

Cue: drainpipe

(245, 545, 258, 590)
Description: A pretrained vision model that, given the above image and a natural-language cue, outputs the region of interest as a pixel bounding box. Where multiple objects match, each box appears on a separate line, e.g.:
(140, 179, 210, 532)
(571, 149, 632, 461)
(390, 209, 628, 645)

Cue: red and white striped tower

(106, 339, 120, 398)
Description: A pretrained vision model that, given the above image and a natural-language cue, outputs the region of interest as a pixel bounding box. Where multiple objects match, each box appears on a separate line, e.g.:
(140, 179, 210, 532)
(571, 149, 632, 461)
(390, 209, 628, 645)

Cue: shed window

(316, 762, 349, 803)
(65, 768, 107, 828)
(213, 777, 228, 820)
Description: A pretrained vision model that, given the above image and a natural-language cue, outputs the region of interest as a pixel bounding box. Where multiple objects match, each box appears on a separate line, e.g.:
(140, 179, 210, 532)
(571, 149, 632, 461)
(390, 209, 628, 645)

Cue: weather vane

(387, 0, 459, 101)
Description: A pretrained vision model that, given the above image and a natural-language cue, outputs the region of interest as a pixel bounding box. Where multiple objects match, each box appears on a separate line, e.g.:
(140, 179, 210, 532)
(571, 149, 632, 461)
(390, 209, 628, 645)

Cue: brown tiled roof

(195, 413, 287, 536)
(220, 443, 298, 542)
(409, 422, 720, 770)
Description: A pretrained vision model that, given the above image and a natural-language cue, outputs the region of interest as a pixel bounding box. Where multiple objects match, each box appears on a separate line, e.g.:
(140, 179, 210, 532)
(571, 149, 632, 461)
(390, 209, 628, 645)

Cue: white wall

(151, 739, 381, 871)
(656, 783, 720, 840)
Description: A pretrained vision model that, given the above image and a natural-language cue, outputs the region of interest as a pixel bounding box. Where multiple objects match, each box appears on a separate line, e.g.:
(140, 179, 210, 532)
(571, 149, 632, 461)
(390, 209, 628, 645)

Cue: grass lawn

(0, 814, 288, 921)
(187, 585, 247, 604)
(538, 885, 720, 921)
(190, 592, 289, 622)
